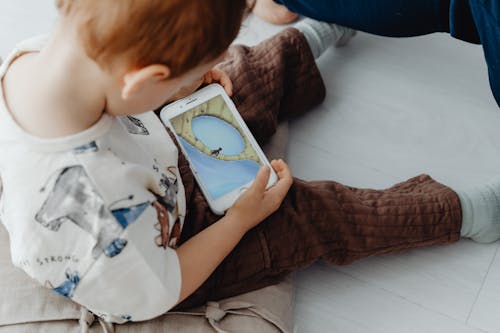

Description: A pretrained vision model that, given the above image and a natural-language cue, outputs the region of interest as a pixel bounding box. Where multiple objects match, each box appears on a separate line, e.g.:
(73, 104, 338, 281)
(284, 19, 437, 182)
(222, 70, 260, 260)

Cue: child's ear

(121, 64, 171, 99)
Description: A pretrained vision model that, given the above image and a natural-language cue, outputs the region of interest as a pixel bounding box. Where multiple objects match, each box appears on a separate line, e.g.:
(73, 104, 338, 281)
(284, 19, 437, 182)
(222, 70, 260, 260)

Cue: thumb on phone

(251, 165, 270, 194)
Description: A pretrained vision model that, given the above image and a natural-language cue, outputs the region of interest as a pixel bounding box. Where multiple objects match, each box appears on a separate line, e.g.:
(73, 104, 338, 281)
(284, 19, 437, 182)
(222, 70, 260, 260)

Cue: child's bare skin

(253, 0, 298, 24)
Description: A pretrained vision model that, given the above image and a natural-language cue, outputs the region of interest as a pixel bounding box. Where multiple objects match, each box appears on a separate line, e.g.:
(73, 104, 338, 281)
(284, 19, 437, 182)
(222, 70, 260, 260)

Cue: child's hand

(166, 68, 233, 103)
(201, 67, 233, 96)
(226, 159, 293, 233)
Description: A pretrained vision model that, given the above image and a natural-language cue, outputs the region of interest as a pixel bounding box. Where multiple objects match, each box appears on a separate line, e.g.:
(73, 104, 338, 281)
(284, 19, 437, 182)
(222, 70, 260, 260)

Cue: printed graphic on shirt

(94, 312, 133, 324)
(159, 166, 179, 212)
(152, 165, 182, 248)
(103, 238, 128, 257)
(46, 269, 81, 298)
(120, 116, 150, 135)
(73, 141, 99, 154)
(110, 201, 150, 229)
(16, 254, 80, 268)
(35, 166, 150, 258)
(121, 315, 132, 322)
(151, 200, 181, 249)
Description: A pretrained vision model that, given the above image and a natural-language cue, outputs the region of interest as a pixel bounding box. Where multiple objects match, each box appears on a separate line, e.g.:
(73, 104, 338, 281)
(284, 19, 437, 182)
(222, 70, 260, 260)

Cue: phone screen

(170, 95, 265, 200)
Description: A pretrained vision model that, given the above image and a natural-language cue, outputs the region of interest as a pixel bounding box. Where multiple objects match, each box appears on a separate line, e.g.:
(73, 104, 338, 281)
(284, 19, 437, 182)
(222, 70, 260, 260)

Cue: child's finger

(266, 174, 293, 202)
(270, 159, 284, 173)
(266, 160, 292, 197)
(219, 73, 233, 96)
(271, 159, 292, 179)
(203, 71, 214, 84)
(250, 165, 270, 194)
(211, 68, 233, 96)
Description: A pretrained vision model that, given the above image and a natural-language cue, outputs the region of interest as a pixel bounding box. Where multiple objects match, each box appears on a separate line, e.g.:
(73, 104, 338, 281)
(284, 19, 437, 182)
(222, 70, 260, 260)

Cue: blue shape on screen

(179, 137, 260, 199)
(192, 116, 245, 156)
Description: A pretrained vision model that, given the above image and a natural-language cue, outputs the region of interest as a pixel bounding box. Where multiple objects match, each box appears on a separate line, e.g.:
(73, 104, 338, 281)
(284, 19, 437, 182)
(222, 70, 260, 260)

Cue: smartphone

(160, 84, 278, 215)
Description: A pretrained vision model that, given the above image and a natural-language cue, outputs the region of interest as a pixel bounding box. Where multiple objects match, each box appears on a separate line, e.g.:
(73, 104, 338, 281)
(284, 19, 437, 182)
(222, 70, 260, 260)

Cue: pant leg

(466, 0, 500, 106)
(217, 27, 326, 145)
(274, 0, 451, 36)
(273, 0, 500, 106)
(175, 174, 462, 310)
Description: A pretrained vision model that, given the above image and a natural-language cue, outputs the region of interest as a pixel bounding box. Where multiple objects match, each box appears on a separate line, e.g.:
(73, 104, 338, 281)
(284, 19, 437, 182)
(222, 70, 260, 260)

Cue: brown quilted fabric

(217, 27, 327, 145)
(168, 28, 462, 310)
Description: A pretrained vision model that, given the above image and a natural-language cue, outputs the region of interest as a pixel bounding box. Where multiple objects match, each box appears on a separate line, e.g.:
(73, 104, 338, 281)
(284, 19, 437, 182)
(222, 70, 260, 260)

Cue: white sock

(455, 179, 500, 243)
(294, 18, 356, 59)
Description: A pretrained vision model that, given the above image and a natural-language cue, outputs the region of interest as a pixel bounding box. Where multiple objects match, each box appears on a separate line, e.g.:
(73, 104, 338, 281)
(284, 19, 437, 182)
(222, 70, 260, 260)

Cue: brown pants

(172, 28, 463, 310)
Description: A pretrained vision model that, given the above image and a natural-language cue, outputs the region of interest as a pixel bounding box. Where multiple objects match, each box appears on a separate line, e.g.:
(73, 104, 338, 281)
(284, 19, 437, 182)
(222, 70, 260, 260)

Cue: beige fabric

(0, 122, 294, 333)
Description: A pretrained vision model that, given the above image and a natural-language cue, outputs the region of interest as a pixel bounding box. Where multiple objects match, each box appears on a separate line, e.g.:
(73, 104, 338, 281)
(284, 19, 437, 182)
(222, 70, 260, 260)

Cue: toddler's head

(56, 0, 249, 115)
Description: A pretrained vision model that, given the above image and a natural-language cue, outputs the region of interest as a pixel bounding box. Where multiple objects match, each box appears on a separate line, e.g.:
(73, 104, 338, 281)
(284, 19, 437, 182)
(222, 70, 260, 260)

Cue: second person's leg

(466, 0, 500, 106)
(272, 0, 500, 106)
(273, 0, 451, 36)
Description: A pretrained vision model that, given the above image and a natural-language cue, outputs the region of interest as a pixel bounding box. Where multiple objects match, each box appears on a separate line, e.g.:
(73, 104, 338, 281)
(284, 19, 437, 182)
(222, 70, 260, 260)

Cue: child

(0, 0, 498, 325)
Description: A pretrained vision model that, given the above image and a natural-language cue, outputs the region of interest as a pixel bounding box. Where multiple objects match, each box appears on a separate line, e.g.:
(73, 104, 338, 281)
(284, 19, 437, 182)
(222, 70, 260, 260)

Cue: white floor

(1, 2, 500, 332)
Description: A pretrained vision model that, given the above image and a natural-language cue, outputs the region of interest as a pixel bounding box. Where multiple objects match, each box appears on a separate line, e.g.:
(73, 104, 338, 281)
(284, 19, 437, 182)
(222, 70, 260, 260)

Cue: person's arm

(176, 159, 293, 304)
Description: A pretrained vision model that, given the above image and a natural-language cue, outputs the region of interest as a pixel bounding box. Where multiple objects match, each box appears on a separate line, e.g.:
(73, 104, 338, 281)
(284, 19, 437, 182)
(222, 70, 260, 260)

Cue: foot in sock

(456, 178, 500, 243)
(294, 18, 357, 59)
(335, 28, 357, 48)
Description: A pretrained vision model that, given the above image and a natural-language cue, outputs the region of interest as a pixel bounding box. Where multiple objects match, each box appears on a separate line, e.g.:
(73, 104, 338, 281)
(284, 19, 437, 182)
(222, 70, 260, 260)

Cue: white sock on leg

(294, 18, 356, 59)
(456, 179, 500, 243)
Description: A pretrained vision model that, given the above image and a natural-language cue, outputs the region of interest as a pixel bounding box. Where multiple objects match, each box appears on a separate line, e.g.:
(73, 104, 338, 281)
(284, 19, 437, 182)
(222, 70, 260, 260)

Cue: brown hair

(56, 0, 250, 76)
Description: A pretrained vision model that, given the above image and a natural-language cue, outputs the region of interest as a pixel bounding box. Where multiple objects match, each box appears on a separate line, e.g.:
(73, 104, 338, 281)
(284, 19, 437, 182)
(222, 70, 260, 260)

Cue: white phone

(160, 84, 278, 215)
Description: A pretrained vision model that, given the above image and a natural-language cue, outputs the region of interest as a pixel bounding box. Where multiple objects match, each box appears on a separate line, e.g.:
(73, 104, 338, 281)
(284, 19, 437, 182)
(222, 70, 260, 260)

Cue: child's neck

(2, 19, 109, 138)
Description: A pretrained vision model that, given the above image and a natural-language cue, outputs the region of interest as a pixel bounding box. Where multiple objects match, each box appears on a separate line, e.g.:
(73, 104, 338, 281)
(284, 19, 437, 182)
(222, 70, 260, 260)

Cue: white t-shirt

(0, 37, 187, 323)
